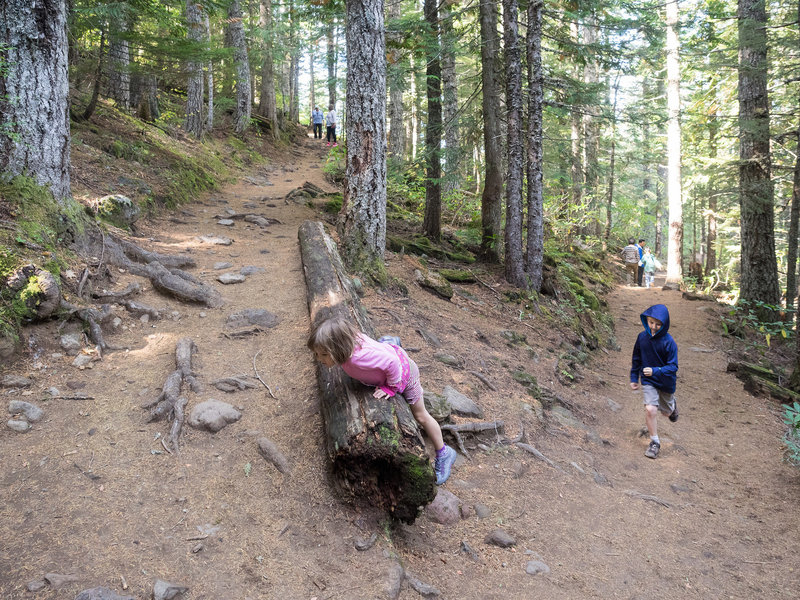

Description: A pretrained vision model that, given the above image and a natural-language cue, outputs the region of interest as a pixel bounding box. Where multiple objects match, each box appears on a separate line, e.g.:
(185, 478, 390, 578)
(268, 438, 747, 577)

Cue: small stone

(112, 317, 123, 329)
(425, 489, 461, 525)
(460, 504, 475, 519)
(525, 560, 550, 576)
(474, 504, 491, 519)
(60, 333, 83, 355)
(217, 273, 246, 285)
(153, 579, 189, 600)
(139, 314, 150, 324)
(405, 572, 441, 598)
(354, 532, 378, 551)
(217, 219, 234, 226)
(385, 561, 404, 600)
(225, 309, 280, 329)
(460, 540, 480, 562)
(26, 580, 47, 592)
(240, 265, 265, 276)
(72, 355, 93, 368)
(484, 528, 516, 548)
(47, 387, 60, 397)
(213, 262, 233, 270)
(197, 235, 232, 246)
(7, 419, 31, 433)
(188, 399, 242, 432)
(8, 400, 43, 422)
(199, 311, 207, 318)
(442, 386, 483, 418)
(44, 572, 80, 588)
(433, 353, 462, 368)
(607, 398, 622, 412)
(1, 375, 32, 388)
(191, 543, 204, 553)
(75, 587, 135, 600)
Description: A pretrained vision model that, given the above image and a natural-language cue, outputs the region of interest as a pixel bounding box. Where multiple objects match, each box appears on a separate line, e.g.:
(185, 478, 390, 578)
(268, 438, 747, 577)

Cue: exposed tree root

(144, 338, 200, 454)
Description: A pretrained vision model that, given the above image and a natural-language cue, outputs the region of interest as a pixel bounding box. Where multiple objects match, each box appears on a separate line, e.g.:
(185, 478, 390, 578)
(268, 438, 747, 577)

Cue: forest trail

(1, 136, 800, 599)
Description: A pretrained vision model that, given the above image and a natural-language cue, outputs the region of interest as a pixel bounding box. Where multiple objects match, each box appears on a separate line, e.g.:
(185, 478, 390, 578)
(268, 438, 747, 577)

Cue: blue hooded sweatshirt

(630, 304, 678, 393)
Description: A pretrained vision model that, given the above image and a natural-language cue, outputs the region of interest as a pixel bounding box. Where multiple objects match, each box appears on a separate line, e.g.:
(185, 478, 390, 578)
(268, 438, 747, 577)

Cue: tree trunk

(665, 0, 684, 285)
(288, 0, 300, 124)
(298, 221, 435, 523)
(205, 13, 214, 133)
(228, 0, 252, 134)
(441, 0, 459, 195)
(423, 0, 442, 241)
(326, 23, 336, 108)
(786, 2, 800, 312)
(386, 0, 405, 160)
(738, 0, 780, 310)
(604, 76, 621, 252)
(525, 0, 544, 291)
(184, 2, 204, 138)
(81, 27, 105, 122)
(108, 21, 131, 110)
(0, 0, 71, 203)
(582, 12, 600, 234)
(569, 21, 582, 231)
(503, 0, 525, 287)
(258, 0, 278, 138)
(338, 0, 387, 272)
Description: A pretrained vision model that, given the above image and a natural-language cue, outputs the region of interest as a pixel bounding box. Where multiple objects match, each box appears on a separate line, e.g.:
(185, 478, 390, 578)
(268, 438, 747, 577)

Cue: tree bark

(441, 0, 459, 195)
(479, 0, 502, 261)
(582, 12, 600, 235)
(665, 0, 684, 285)
(258, 0, 278, 138)
(326, 23, 336, 108)
(184, 1, 204, 138)
(0, 0, 71, 203)
(423, 0, 442, 241)
(338, 0, 387, 271)
(786, 2, 800, 311)
(387, 0, 405, 159)
(81, 27, 106, 122)
(525, 0, 544, 291)
(228, 0, 252, 134)
(205, 12, 214, 133)
(298, 221, 436, 523)
(503, 0, 526, 287)
(108, 20, 131, 110)
(737, 0, 780, 309)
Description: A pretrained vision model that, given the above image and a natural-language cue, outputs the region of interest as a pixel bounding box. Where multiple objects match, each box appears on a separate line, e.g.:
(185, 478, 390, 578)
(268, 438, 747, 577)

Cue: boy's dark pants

(637, 264, 644, 286)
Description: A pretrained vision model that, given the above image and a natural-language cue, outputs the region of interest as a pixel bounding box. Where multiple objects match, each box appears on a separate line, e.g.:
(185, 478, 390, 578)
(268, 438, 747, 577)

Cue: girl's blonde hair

(307, 317, 360, 364)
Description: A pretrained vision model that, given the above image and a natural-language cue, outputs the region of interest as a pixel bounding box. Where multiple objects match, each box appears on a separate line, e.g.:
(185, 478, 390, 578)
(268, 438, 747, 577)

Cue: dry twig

(253, 349, 277, 399)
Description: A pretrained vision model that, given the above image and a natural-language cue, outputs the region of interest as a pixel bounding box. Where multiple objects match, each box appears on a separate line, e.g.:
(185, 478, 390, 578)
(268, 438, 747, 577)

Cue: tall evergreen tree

(423, 0, 442, 241)
(665, 0, 683, 285)
(0, 0, 71, 202)
(738, 0, 780, 308)
(338, 0, 387, 270)
(227, 0, 251, 134)
(525, 0, 544, 290)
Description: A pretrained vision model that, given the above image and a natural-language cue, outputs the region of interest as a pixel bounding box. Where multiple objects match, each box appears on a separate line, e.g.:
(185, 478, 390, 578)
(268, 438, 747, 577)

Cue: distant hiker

(641, 247, 661, 289)
(621, 238, 640, 286)
(629, 304, 679, 459)
(308, 317, 457, 484)
(636, 239, 646, 286)
(325, 104, 338, 146)
(311, 106, 324, 139)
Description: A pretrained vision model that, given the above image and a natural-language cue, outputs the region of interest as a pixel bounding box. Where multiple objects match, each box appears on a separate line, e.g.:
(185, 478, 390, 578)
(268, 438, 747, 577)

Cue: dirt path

(2, 139, 800, 599)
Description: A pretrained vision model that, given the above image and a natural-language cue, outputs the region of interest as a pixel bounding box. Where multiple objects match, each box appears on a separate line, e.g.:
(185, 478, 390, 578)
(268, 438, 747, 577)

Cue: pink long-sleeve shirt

(342, 334, 410, 397)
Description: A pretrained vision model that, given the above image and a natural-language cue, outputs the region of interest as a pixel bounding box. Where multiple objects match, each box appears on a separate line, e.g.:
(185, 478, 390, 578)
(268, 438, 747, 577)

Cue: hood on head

(641, 304, 670, 337)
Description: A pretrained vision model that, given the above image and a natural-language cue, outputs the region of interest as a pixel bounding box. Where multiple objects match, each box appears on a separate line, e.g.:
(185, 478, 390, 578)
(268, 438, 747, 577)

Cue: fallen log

(299, 220, 435, 523)
(726, 360, 800, 403)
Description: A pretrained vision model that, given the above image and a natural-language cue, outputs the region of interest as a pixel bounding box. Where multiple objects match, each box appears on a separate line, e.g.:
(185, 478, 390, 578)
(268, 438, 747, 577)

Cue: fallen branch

(468, 370, 497, 391)
(624, 489, 672, 508)
(515, 442, 564, 472)
(253, 349, 276, 399)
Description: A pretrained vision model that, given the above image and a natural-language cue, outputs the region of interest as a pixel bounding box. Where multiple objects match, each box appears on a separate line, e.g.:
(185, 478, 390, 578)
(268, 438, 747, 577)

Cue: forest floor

(1, 135, 800, 600)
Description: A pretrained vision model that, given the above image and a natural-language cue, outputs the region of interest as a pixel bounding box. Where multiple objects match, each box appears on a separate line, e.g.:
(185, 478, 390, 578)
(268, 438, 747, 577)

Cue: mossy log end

(299, 220, 436, 523)
(727, 360, 800, 403)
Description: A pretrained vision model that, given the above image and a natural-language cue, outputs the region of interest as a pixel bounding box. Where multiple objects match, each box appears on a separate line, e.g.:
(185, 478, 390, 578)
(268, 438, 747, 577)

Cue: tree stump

(298, 220, 435, 523)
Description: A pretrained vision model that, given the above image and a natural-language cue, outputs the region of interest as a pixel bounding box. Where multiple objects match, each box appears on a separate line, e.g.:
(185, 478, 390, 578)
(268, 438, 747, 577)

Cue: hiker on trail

(308, 317, 457, 484)
(621, 238, 640, 286)
(641, 247, 661, 289)
(311, 106, 324, 139)
(629, 304, 679, 459)
(637, 239, 646, 287)
(325, 104, 338, 146)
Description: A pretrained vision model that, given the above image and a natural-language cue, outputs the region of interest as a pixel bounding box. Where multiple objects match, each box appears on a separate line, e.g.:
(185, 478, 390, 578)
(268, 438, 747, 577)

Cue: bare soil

(2, 137, 799, 599)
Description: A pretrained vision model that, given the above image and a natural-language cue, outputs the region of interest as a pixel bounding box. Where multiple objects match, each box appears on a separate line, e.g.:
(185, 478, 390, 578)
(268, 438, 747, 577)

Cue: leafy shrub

(783, 402, 800, 466)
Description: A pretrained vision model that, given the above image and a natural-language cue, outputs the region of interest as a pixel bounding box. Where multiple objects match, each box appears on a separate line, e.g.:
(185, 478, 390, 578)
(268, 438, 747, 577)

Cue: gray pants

(642, 385, 675, 416)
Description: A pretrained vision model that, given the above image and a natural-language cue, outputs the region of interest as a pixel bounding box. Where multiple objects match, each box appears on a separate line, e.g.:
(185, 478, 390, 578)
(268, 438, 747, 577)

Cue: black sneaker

(645, 440, 660, 459)
(669, 402, 679, 423)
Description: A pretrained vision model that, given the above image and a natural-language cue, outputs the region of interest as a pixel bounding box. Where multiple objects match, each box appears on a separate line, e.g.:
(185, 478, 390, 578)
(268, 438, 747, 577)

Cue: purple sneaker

(434, 445, 457, 485)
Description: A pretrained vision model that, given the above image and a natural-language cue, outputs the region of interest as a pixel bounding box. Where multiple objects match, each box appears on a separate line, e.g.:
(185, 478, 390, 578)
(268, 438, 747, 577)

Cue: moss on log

(299, 220, 436, 523)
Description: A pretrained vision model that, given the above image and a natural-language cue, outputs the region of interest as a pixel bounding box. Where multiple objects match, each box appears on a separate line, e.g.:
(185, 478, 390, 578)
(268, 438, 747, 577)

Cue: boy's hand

(373, 388, 390, 399)
(643, 367, 653, 377)
(630, 382, 639, 390)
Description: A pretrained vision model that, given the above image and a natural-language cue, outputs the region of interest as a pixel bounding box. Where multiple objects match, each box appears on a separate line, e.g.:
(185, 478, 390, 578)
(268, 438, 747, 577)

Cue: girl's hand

(643, 367, 653, 377)
(373, 388, 390, 399)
